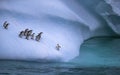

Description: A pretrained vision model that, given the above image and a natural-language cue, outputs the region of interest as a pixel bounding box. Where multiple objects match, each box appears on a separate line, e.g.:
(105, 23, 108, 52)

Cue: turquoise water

(0, 37, 120, 75)
(71, 37, 120, 67)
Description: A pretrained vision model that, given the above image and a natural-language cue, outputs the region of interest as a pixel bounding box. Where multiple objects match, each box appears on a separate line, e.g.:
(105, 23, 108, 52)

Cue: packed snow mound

(0, 0, 86, 61)
(0, 0, 119, 62)
(0, 12, 86, 62)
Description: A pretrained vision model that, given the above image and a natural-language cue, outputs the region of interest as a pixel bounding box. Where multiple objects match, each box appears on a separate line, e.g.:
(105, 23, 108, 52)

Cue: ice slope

(0, 0, 119, 62)
(0, 14, 85, 62)
(0, 0, 88, 62)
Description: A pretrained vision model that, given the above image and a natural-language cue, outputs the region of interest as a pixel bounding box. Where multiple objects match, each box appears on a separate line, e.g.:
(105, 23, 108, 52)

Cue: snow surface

(0, 0, 119, 62)
(0, 0, 85, 62)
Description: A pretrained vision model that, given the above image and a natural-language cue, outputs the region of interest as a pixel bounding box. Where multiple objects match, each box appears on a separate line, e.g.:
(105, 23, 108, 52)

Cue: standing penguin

(35, 32, 43, 41)
(31, 33, 35, 40)
(24, 28, 29, 36)
(56, 44, 61, 51)
(26, 30, 33, 40)
(3, 21, 7, 28)
(3, 21, 9, 29)
(19, 31, 24, 38)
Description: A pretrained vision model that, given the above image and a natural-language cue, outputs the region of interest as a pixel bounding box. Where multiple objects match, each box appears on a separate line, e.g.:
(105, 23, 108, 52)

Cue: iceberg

(0, 0, 119, 62)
